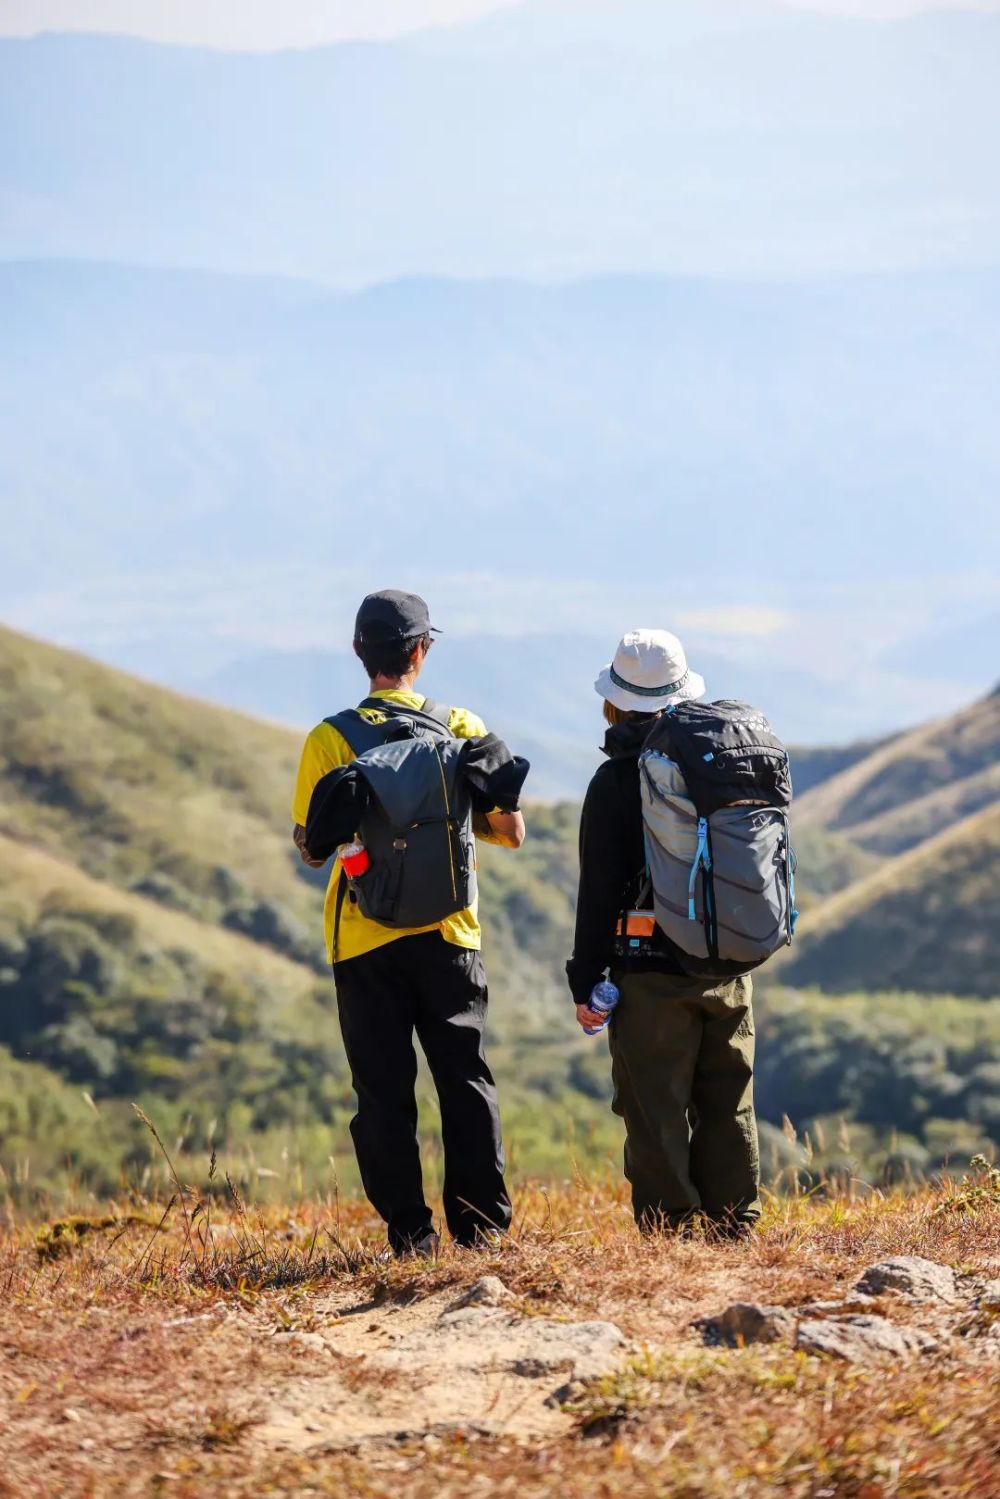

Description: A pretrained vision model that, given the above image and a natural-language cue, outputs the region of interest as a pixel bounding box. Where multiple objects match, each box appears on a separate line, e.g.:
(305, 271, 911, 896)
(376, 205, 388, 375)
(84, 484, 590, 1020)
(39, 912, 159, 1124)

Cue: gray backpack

(324, 698, 476, 945)
(638, 701, 797, 976)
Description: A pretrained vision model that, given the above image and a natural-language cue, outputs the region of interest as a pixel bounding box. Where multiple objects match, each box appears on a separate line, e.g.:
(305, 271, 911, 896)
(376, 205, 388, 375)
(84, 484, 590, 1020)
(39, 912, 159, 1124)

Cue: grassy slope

(0, 624, 580, 1022)
(2, 1177, 999, 1499)
(2, 622, 999, 1199)
(787, 732, 895, 797)
(2, 624, 996, 1007)
(777, 803, 1000, 995)
(0, 833, 315, 1000)
(0, 623, 896, 977)
(793, 688, 999, 838)
(0, 623, 310, 922)
(853, 762, 1000, 855)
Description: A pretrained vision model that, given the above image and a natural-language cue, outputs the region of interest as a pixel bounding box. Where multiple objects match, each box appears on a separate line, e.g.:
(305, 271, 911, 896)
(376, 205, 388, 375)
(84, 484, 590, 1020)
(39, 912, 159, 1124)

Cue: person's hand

(576, 1003, 606, 1033)
(293, 823, 327, 869)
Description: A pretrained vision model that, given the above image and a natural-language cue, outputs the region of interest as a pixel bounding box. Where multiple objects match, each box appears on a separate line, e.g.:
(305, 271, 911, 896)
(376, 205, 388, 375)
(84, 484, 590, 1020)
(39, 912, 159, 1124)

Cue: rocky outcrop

(795, 1314, 938, 1362)
(696, 1255, 1000, 1364)
(855, 1256, 962, 1305)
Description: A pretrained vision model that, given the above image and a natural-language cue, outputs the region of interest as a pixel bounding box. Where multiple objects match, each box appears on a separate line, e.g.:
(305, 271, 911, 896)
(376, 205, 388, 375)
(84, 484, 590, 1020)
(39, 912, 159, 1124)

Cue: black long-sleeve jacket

(565, 718, 686, 1006)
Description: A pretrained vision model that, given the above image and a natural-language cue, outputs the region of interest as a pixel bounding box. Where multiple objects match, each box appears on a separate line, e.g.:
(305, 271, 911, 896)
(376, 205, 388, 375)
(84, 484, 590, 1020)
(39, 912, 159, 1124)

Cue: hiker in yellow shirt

(292, 590, 525, 1258)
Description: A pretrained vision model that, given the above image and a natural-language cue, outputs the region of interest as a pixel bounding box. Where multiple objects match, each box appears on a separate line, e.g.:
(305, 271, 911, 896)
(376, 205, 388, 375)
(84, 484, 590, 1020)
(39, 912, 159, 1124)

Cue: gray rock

(372, 1306, 626, 1381)
(694, 1303, 798, 1348)
(797, 1314, 938, 1362)
(957, 1279, 1000, 1345)
(975, 1279, 1000, 1312)
(855, 1256, 960, 1305)
(446, 1275, 516, 1310)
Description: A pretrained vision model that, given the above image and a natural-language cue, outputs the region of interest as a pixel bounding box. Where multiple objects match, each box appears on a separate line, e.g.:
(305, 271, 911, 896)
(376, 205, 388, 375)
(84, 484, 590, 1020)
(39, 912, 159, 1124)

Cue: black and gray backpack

(323, 698, 476, 943)
(638, 700, 797, 977)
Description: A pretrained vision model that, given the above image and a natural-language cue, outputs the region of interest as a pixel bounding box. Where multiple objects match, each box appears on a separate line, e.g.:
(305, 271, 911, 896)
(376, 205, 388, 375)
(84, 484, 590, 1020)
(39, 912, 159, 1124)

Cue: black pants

(334, 932, 511, 1252)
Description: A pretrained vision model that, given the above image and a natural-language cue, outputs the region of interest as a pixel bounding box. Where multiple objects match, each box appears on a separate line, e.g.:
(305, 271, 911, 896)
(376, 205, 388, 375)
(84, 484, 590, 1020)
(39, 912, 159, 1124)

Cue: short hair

(603, 701, 656, 727)
(355, 631, 431, 680)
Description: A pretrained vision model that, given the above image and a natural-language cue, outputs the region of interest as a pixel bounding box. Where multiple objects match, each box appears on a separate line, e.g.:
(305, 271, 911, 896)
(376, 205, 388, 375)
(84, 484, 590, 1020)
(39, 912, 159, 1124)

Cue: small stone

(694, 1303, 797, 1347)
(62, 1407, 83, 1423)
(796, 1314, 938, 1363)
(446, 1276, 516, 1311)
(976, 1280, 1000, 1311)
(289, 1331, 329, 1353)
(855, 1257, 960, 1305)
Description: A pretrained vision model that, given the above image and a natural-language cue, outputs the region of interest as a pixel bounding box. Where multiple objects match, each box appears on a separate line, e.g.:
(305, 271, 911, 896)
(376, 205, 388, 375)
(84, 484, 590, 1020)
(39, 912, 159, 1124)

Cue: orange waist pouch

(614, 909, 657, 956)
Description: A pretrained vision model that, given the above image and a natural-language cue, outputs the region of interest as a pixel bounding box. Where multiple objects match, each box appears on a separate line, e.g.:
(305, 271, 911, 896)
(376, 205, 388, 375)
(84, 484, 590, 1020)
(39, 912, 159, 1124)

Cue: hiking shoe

(394, 1230, 440, 1262)
(456, 1227, 506, 1253)
(707, 1217, 758, 1244)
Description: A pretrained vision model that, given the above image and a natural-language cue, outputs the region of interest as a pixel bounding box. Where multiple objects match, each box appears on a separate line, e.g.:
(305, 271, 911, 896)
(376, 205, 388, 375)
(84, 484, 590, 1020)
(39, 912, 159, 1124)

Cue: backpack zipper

(784, 830, 798, 944)
(430, 740, 459, 904)
(703, 746, 785, 765)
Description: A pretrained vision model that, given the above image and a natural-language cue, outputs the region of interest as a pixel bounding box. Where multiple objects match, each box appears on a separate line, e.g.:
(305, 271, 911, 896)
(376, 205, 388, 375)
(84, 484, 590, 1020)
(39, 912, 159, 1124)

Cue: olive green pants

(608, 969, 761, 1232)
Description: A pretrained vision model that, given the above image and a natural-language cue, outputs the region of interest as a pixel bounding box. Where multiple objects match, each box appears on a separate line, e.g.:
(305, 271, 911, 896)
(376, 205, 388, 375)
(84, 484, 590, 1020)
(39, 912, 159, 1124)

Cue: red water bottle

(339, 840, 370, 878)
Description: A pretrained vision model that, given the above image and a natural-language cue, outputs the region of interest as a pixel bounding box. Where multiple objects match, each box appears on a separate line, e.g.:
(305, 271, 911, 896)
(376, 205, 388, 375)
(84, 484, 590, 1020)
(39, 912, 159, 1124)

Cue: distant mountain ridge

(2, 5, 998, 283)
(795, 692, 1000, 851)
(782, 687, 1000, 993)
(780, 803, 1000, 997)
(2, 259, 997, 754)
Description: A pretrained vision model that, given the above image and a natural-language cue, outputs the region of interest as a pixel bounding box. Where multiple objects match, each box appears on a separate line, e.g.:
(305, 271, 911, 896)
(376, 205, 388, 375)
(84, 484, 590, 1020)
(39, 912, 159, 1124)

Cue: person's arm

(291, 726, 342, 866)
(566, 769, 631, 1023)
(473, 809, 526, 849)
(457, 716, 528, 849)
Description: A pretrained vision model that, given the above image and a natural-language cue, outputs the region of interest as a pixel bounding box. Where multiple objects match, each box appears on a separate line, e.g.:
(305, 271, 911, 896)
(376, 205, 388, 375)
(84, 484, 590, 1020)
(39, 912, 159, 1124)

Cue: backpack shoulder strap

(326, 698, 455, 757)
(416, 698, 453, 731)
(323, 708, 392, 758)
(356, 696, 455, 738)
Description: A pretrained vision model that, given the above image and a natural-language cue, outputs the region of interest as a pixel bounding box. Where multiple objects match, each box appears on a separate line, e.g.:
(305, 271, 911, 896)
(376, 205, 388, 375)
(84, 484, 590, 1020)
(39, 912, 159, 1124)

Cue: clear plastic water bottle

(583, 979, 620, 1036)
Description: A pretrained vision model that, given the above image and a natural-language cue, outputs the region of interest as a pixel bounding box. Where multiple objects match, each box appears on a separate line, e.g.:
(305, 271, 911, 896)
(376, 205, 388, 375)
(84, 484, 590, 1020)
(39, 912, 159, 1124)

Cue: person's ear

(352, 638, 362, 660)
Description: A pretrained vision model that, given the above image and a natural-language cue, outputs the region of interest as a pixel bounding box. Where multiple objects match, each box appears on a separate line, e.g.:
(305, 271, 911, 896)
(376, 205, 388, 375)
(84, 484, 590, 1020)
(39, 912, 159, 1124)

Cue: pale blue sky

(1, 0, 997, 48)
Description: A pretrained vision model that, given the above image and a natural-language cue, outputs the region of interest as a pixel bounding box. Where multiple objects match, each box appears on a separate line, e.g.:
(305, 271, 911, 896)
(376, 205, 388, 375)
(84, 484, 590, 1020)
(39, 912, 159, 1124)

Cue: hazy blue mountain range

(2, 257, 997, 768)
(2, 3, 999, 284)
(3, 259, 998, 593)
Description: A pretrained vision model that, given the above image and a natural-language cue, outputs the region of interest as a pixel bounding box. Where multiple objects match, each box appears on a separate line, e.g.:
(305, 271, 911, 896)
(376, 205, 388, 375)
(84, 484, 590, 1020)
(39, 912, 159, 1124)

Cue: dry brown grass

(1, 1173, 999, 1498)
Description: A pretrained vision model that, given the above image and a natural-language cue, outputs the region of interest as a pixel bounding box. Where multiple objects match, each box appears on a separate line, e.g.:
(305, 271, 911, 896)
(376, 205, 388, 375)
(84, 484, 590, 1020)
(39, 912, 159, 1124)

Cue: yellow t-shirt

(291, 689, 487, 964)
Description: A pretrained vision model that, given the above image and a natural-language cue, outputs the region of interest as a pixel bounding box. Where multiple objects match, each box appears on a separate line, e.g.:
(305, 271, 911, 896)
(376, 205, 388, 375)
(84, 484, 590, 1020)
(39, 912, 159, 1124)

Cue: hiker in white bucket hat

(566, 626, 763, 1241)
(593, 629, 706, 716)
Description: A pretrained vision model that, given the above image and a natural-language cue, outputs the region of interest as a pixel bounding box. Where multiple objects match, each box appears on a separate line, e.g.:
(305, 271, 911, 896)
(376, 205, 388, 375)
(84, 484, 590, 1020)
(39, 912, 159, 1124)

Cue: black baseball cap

(354, 589, 440, 645)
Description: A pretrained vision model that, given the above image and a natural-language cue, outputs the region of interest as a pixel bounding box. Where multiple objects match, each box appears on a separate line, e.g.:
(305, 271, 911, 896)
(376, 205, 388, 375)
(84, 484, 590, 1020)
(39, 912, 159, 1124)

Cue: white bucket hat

(594, 629, 706, 714)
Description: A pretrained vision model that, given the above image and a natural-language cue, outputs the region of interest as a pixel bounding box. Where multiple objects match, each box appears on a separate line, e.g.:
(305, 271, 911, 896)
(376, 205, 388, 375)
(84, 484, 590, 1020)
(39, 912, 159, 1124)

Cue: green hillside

(1, 624, 998, 1200)
(0, 625, 589, 1194)
(787, 735, 895, 799)
(847, 764, 1000, 857)
(794, 688, 999, 847)
(779, 804, 1000, 997)
(0, 625, 579, 1016)
(0, 624, 321, 954)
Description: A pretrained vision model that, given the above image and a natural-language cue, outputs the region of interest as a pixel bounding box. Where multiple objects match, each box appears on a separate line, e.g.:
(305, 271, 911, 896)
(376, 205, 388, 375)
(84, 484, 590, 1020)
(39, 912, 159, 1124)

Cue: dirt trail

(253, 1275, 628, 1452)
